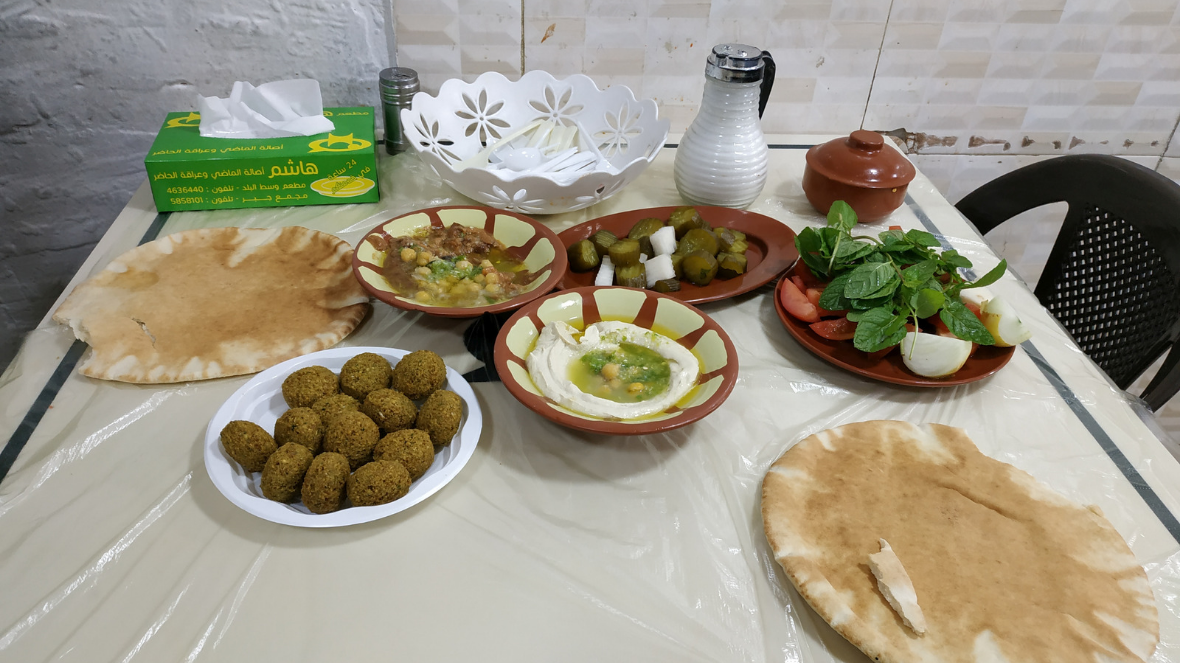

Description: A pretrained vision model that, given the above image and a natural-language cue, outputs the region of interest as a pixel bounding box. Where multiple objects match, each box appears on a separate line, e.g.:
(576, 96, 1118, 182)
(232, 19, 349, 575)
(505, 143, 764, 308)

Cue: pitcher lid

(706, 44, 766, 83)
(806, 130, 916, 189)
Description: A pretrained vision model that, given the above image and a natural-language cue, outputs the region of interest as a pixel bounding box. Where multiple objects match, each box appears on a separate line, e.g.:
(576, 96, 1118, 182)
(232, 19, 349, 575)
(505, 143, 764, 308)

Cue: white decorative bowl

(401, 71, 670, 215)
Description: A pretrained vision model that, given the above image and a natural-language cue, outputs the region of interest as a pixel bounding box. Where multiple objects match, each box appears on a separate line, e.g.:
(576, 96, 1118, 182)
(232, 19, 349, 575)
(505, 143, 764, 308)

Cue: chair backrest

(955, 155, 1180, 402)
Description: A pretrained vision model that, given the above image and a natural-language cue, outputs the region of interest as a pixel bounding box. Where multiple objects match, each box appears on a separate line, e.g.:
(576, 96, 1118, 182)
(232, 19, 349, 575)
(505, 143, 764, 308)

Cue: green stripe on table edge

(0, 211, 171, 484)
(906, 193, 1180, 544)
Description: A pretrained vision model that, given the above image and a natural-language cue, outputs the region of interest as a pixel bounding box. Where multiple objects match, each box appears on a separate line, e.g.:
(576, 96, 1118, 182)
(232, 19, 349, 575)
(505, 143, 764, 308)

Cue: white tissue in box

(198, 79, 335, 139)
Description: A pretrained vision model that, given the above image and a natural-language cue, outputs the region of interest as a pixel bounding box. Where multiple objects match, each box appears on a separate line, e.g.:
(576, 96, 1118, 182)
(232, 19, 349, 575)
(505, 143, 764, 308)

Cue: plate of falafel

(204, 346, 482, 527)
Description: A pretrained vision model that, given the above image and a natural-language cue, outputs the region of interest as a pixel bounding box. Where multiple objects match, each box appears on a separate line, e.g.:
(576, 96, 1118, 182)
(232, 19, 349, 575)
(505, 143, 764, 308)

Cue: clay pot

(802, 130, 916, 223)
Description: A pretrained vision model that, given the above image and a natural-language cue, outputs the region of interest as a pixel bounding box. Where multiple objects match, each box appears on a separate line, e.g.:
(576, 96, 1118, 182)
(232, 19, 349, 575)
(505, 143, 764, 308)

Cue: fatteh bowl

(493, 286, 738, 435)
(352, 206, 568, 318)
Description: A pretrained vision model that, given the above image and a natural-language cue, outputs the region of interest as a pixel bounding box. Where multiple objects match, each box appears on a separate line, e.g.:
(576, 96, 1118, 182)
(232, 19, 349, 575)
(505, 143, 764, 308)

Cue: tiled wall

(396, 0, 1180, 287)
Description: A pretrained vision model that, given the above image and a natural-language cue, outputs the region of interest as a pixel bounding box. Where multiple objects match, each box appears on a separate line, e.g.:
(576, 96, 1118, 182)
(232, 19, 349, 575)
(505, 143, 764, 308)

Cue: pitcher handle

(758, 51, 775, 119)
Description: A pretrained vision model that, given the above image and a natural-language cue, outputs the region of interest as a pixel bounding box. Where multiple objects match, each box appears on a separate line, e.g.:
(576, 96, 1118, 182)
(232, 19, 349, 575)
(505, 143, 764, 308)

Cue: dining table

(3, 134, 1180, 663)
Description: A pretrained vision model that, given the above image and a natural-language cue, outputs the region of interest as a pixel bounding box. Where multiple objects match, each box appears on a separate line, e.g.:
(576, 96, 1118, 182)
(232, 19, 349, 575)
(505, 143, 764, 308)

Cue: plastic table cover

(3, 136, 1180, 663)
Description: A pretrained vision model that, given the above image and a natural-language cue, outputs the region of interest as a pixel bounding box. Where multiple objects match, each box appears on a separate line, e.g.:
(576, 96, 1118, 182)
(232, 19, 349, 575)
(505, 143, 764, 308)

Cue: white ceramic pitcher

(673, 44, 775, 209)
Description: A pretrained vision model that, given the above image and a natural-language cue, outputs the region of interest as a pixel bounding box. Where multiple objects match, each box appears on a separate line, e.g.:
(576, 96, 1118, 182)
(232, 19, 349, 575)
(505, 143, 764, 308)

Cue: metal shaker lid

(705, 44, 766, 82)
(379, 67, 420, 97)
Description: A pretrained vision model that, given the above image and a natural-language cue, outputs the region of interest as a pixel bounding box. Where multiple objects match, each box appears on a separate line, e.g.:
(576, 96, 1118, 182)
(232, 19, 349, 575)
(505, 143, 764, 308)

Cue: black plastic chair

(955, 154, 1180, 412)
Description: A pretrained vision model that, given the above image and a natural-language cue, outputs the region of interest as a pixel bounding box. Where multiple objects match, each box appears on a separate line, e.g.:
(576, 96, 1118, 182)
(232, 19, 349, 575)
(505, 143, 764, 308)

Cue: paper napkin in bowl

(198, 79, 335, 139)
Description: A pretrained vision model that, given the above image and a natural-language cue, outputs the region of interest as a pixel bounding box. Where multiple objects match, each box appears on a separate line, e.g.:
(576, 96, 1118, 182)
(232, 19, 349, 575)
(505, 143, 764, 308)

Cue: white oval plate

(204, 346, 482, 528)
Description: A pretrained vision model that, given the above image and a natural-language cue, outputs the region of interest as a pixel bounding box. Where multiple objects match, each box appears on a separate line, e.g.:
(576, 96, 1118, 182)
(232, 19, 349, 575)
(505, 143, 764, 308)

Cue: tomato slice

(963, 300, 985, 323)
(889, 225, 902, 231)
(792, 260, 825, 288)
(791, 275, 807, 292)
(810, 318, 857, 341)
(866, 345, 896, 361)
(780, 278, 820, 322)
(933, 314, 979, 356)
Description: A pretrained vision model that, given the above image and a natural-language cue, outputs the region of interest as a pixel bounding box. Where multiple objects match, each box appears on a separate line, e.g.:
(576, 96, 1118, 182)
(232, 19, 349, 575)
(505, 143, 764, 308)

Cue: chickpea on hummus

(527, 321, 700, 419)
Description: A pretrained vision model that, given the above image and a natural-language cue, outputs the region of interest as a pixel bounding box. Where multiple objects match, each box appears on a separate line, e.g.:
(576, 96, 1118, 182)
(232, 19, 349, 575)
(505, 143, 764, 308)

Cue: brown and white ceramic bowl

(493, 286, 739, 435)
(352, 206, 568, 318)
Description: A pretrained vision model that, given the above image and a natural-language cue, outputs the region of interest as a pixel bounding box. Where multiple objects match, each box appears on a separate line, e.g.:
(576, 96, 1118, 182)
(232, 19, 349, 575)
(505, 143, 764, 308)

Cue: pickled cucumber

(653, 279, 681, 293)
(727, 239, 749, 254)
(589, 230, 618, 257)
(629, 218, 663, 256)
(677, 228, 718, 257)
(616, 264, 647, 288)
(668, 206, 709, 238)
(716, 252, 748, 279)
(568, 240, 600, 272)
(670, 252, 685, 279)
(607, 238, 642, 267)
(681, 250, 719, 286)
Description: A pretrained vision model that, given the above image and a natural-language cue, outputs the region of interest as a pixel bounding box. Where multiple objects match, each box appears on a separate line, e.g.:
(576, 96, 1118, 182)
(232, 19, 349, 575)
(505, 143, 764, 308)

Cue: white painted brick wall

(0, 0, 392, 370)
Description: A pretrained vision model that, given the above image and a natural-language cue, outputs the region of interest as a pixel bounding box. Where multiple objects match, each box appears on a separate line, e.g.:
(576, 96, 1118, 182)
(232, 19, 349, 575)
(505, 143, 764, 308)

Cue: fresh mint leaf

(827, 200, 858, 232)
(862, 275, 901, 301)
(853, 306, 908, 352)
(941, 249, 973, 269)
(962, 259, 1007, 289)
(795, 227, 822, 255)
(799, 251, 831, 277)
(818, 272, 853, 311)
(905, 229, 940, 247)
(901, 260, 938, 288)
(849, 294, 895, 310)
(845, 310, 865, 322)
(844, 263, 896, 298)
(835, 239, 874, 262)
(911, 288, 945, 318)
(940, 299, 995, 345)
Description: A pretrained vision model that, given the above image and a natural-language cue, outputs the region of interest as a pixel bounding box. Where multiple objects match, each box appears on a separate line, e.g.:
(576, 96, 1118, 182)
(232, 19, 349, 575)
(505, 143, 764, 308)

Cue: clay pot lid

(806, 130, 916, 189)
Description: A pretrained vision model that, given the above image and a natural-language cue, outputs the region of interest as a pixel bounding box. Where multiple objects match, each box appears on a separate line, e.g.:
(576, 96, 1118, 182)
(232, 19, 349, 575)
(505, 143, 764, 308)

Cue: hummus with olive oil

(527, 321, 700, 419)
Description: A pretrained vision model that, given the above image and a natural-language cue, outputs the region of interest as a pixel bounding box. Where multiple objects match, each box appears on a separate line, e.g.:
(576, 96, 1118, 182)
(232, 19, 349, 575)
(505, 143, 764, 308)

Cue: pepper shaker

(379, 67, 420, 155)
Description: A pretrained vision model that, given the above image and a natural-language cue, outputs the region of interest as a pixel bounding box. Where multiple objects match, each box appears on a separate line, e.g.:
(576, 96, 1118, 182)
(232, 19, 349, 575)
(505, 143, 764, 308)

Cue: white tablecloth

(2, 136, 1179, 662)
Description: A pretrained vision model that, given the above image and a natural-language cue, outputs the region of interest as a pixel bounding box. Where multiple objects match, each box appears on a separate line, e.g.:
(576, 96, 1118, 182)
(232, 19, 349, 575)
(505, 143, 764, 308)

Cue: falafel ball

(281, 365, 339, 408)
(260, 443, 315, 502)
(323, 410, 381, 470)
(301, 452, 351, 514)
(273, 407, 324, 453)
(347, 460, 412, 506)
(311, 393, 360, 425)
(340, 352, 393, 400)
(361, 389, 418, 432)
(220, 420, 278, 472)
(373, 429, 435, 480)
(415, 389, 463, 448)
(390, 350, 447, 400)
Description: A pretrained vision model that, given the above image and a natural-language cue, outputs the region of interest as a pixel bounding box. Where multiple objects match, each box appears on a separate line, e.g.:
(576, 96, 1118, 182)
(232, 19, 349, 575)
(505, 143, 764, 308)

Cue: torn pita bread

(868, 539, 926, 635)
(53, 226, 370, 383)
(761, 421, 1159, 663)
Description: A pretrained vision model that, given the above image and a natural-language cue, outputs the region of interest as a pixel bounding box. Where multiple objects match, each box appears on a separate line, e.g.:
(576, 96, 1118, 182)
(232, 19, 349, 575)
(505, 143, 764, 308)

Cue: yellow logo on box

(166, 112, 202, 128)
(308, 133, 371, 153)
(310, 176, 376, 197)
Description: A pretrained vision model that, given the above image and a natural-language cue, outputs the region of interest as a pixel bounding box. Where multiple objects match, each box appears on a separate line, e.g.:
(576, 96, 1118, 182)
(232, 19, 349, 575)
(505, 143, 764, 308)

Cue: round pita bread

(761, 421, 1159, 663)
(53, 226, 369, 383)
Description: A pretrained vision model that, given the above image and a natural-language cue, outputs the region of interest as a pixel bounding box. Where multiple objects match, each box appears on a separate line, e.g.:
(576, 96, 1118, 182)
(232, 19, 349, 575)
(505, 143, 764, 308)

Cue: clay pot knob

(848, 130, 883, 151)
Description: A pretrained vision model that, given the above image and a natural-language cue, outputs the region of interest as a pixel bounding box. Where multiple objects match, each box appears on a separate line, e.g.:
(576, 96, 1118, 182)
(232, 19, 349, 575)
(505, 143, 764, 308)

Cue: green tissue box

(144, 106, 380, 212)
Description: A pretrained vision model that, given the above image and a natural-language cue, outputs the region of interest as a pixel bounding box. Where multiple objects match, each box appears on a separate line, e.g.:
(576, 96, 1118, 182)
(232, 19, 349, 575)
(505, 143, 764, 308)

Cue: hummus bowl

(493, 286, 738, 435)
(353, 206, 568, 318)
